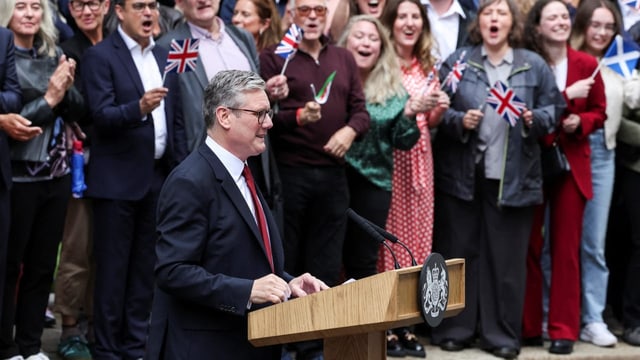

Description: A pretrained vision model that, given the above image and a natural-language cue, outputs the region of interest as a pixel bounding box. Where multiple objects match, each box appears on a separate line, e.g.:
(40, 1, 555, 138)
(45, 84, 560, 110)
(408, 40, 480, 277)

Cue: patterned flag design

(486, 81, 527, 127)
(164, 38, 200, 74)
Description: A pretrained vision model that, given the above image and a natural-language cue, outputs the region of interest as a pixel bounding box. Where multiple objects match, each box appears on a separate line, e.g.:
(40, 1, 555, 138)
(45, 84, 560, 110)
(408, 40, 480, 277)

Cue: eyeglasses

(295, 5, 327, 17)
(70, 0, 102, 11)
(589, 21, 616, 35)
(129, 1, 159, 11)
(227, 107, 273, 125)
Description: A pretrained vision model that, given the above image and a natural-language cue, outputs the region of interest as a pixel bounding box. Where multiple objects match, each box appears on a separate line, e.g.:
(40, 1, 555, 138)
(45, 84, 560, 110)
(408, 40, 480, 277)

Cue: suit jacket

(156, 22, 259, 152)
(146, 142, 290, 360)
(547, 46, 606, 200)
(0, 27, 22, 191)
(81, 30, 187, 201)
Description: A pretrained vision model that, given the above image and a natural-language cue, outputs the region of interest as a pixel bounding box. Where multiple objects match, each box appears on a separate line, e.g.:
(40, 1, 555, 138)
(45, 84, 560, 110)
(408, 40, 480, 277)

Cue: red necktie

(243, 164, 274, 272)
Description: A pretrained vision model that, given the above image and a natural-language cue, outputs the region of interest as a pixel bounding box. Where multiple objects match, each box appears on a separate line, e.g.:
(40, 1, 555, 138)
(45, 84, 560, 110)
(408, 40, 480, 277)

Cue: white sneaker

(580, 322, 618, 347)
(24, 353, 49, 360)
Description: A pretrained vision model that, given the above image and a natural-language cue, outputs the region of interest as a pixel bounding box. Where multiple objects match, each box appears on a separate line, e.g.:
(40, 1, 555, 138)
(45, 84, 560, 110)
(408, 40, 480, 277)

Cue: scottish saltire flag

(164, 38, 200, 74)
(275, 24, 303, 59)
(486, 81, 527, 127)
(602, 34, 640, 79)
(311, 71, 336, 105)
(623, 0, 640, 10)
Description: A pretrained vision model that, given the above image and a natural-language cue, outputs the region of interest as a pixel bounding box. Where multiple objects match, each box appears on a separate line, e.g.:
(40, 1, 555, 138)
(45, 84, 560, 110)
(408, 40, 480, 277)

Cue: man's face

(115, 0, 159, 48)
(223, 89, 273, 160)
(290, 0, 327, 42)
(68, 0, 109, 35)
(176, 0, 219, 29)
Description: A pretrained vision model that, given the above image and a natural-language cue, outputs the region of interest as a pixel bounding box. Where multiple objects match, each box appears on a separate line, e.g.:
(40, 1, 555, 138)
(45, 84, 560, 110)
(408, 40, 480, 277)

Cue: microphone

(346, 208, 418, 267)
(346, 208, 400, 270)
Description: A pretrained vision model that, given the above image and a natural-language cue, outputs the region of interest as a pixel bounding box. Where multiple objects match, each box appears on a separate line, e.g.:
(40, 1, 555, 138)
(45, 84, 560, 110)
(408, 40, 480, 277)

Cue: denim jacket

(434, 46, 565, 207)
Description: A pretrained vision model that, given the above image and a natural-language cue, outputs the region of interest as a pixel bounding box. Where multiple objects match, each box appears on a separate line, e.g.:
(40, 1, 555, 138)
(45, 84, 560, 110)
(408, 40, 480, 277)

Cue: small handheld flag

(310, 71, 336, 105)
(622, 0, 640, 10)
(486, 81, 527, 127)
(442, 51, 467, 94)
(602, 34, 640, 79)
(276, 24, 303, 75)
(164, 38, 200, 75)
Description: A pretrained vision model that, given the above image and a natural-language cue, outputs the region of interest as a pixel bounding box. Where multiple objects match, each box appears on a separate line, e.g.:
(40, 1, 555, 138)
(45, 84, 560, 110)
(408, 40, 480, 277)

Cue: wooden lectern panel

(248, 258, 465, 347)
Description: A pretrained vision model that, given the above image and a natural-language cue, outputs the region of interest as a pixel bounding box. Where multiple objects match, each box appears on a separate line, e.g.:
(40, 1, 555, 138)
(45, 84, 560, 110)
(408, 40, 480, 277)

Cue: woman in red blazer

(521, 0, 606, 355)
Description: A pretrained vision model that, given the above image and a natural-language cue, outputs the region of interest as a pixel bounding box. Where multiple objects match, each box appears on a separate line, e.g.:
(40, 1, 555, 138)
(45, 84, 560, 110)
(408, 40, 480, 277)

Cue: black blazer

(146, 143, 290, 360)
(80, 30, 187, 200)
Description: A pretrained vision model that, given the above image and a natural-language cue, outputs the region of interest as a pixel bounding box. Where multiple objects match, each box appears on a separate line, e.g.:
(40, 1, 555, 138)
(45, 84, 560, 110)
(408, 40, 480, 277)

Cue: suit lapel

(112, 32, 146, 96)
(198, 145, 270, 258)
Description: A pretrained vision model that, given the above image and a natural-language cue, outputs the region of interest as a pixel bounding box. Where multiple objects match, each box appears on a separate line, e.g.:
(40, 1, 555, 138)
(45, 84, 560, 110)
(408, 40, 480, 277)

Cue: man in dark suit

(80, 0, 187, 358)
(145, 70, 327, 360)
(0, 26, 37, 331)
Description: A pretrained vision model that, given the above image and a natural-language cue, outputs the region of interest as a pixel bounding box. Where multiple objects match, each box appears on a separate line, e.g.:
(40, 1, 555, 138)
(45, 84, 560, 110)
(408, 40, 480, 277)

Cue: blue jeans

(581, 129, 615, 324)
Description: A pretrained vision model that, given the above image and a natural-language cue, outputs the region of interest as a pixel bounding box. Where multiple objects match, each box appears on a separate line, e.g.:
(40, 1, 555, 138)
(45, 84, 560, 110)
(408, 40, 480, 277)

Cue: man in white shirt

(80, 0, 188, 358)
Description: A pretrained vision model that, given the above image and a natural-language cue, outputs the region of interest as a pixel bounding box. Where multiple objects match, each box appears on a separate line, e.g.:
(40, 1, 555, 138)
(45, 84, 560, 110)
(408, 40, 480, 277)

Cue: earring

(259, 28, 265, 36)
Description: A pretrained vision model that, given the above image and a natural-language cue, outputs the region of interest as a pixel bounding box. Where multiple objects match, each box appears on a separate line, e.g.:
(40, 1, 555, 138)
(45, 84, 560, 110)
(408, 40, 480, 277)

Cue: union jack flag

(623, 0, 640, 10)
(275, 24, 303, 59)
(164, 38, 200, 74)
(445, 59, 467, 94)
(486, 81, 527, 127)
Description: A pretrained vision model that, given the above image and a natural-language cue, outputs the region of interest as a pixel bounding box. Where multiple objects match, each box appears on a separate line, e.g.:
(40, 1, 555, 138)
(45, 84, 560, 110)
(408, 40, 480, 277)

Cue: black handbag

(541, 137, 570, 183)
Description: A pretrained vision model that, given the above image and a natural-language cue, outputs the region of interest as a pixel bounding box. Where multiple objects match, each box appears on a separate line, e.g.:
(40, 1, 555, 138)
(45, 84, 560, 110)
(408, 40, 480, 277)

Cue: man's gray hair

(203, 70, 266, 129)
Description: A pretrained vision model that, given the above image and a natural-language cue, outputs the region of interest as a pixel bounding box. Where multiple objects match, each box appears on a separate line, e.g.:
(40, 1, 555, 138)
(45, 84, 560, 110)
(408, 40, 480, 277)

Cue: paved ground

(41, 319, 640, 360)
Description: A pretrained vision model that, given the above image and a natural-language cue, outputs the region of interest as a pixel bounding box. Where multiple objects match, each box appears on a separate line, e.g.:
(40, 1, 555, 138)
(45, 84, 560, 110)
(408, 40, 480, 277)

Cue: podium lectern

(248, 258, 465, 360)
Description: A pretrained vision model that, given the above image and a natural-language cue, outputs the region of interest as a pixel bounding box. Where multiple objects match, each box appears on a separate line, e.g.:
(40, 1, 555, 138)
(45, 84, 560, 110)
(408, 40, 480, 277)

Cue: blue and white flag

(602, 34, 640, 79)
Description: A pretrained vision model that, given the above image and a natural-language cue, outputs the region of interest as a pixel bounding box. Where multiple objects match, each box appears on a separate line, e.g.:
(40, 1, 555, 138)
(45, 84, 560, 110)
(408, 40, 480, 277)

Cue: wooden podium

(248, 258, 465, 360)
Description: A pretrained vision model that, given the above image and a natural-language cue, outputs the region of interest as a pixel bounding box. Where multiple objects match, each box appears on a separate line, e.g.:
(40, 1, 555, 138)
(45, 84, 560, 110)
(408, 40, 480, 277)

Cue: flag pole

(590, 61, 602, 80)
(280, 54, 292, 76)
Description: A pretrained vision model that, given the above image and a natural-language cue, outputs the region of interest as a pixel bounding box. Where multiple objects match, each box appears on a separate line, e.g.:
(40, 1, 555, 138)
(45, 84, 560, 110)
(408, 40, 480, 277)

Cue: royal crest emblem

(419, 253, 449, 327)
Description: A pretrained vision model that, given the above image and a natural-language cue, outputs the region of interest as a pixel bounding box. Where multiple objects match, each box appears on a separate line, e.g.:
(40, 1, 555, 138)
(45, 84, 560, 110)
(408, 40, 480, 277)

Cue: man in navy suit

(145, 70, 328, 360)
(80, 0, 187, 358)
(0, 26, 39, 331)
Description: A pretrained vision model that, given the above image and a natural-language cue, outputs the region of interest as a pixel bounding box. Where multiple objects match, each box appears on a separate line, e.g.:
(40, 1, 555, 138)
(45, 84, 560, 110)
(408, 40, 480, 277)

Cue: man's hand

(265, 75, 289, 101)
(250, 274, 291, 304)
(139, 87, 169, 115)
(298, 101, 322, 126)
(323, 126, 357, 158)
(289, 273, 329, 298)
(0, 114, 43, 141)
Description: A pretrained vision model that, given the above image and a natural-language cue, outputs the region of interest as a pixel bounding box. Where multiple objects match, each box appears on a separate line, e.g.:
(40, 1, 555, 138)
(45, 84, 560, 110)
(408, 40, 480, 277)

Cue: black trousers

(608, 166, 640, 329)
(0, 175, 71, 358)
(278, 165, 349, 287)
(344, 166, 391, 280)
(431, 173, 534, 350)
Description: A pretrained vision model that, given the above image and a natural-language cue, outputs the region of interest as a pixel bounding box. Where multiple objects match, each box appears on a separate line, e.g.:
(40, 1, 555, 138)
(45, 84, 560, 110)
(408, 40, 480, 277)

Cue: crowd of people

(0, 0, 639, 359)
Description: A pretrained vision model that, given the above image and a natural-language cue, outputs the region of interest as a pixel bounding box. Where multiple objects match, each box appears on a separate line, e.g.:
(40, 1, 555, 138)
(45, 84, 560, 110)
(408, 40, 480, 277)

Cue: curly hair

(380, 0, 437, 74)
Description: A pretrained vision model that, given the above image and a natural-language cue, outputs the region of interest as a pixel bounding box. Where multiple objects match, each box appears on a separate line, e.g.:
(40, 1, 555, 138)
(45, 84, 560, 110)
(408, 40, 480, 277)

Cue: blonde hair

(0, 0, 58, 57)
(337, 15, 406, 104)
